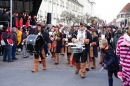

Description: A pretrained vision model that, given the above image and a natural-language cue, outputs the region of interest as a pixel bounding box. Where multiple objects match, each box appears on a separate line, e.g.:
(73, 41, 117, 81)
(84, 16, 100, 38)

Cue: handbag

(0, 32, 13, 45)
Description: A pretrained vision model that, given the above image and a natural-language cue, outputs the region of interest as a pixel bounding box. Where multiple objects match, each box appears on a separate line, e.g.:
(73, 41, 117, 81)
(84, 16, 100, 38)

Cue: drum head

(26, 35, 43, 53)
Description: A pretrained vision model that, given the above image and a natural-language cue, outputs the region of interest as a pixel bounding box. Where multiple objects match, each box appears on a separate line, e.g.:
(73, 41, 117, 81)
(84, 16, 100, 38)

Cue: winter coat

(2, 13, 10, 27)
(116, 35, 130, 73)
(112, 32, 122, 51)
(101, 46, 119, 70)
(16, 30, 22, 45)
(11, 31, 18, 45)
(1, 31, 10, 45)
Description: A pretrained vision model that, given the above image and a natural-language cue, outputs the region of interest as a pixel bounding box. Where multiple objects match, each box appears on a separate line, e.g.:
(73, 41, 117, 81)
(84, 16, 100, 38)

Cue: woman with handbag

(1, 27, 13, 62)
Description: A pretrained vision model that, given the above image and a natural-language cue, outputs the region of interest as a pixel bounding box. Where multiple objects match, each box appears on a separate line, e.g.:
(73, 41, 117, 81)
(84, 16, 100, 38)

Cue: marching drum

(26, 34, 43, 53)
(68, 42, 85, 53)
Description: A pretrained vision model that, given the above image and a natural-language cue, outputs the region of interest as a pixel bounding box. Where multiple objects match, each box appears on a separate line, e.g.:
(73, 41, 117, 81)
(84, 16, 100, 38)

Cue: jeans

(3, 45, 12, 61)
(12, 44, 17, 59)
(22, 45, 29, 57)
(0, 45, 4, 55)
(108, 70, 117, 86)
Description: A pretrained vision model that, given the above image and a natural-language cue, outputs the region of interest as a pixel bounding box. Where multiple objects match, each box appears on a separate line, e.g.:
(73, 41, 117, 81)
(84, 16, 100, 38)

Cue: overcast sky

(95, 0, 130, 23)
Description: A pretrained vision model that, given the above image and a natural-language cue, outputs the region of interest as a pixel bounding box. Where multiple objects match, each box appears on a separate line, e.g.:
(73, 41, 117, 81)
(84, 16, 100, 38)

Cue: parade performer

(49, 26, 56, 58)
(32, 24, 51, 72)
(63, 25, 72, 65)
(72, 23, 92, 78)
(53, 25, 62, 65)
(88, 27, 99, 69)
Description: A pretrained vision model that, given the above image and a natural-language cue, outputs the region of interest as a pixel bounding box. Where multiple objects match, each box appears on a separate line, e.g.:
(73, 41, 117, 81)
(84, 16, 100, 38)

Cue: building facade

(116, 3, 130, 27)
(0, 0, 33, 13)
(37, 0, 95, 25)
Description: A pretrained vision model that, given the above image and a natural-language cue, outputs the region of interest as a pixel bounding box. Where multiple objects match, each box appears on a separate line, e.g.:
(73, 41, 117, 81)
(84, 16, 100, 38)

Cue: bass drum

(26, 35, 43, 53)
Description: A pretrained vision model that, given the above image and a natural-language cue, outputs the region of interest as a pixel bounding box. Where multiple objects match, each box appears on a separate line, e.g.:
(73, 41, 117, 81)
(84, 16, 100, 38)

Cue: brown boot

(91, 58, 96, 69)
(42, 58, 46, 70)
(80, 63, 86, 78)
(32, 59, 39, 73)
(67, 55, 70, 64)
(75, 63, 80, 74)
(86, 56, 90, 71)
(55, 53, 59, 65)
(70, 53, 74, 67)
(41, 49, 46, 70)
(51, 52, 55, 58)
(39, 57, 41, 64)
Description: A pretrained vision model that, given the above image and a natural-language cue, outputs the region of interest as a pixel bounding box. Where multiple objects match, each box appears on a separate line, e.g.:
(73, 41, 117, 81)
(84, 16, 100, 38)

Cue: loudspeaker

(124, 19, 127, 26)
(47, 13, 51, 24)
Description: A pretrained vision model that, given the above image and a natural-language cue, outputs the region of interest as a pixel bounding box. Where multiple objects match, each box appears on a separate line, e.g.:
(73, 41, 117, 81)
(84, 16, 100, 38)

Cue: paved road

(0, 54, 122, 86)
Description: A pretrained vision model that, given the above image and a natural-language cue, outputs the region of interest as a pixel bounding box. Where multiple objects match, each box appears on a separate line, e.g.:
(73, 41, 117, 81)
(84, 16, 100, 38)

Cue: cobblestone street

(0, 54, 122, 86)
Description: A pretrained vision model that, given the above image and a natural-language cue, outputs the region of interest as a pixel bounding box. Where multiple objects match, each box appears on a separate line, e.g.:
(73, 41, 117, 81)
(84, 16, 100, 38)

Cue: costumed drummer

(62, 25, 72, 65)
(72, 23, 92, 78)
(32, 23, 51, 72)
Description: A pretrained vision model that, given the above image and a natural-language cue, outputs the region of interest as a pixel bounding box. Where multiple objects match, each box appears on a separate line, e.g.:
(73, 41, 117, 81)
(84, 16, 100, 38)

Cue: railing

(0, 21, 9, 27)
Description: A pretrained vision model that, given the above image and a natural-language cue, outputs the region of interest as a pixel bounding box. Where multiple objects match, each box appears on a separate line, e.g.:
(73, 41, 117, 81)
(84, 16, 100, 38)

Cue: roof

(120, 3, 130, 13)
(71, 0, 84, 7)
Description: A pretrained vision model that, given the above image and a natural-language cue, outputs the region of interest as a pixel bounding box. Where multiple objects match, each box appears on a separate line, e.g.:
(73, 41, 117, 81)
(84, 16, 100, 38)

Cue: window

(57, 14, 59, 18)
(14, 2, 17, 10)
(63, 1, 64, 7)
(60, 0, 62, 5)
(2, 1, 6, 6)
(121, 14, 125, 18)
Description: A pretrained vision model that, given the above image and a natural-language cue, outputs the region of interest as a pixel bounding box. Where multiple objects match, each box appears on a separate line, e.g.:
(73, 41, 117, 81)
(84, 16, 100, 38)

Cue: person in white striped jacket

(116, 28, 130, 86)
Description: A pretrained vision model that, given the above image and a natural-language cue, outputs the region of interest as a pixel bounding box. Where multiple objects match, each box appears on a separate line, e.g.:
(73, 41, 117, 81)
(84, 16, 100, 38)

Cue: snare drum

(69, 42, 85, 53)
(26, 34, 43, 53)
(70, 47, 85, 53)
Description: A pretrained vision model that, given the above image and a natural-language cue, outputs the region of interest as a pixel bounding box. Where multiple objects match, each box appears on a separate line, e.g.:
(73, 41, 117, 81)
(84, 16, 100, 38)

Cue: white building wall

(37, 0, 96, 25)
(80, 0, 92, 16)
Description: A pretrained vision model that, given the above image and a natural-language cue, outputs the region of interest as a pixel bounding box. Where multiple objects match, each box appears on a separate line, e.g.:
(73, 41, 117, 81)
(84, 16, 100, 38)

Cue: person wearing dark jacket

(32, 24, 51, 72)
(2, 10, 10, 27)
(0, 25, 4, 55)
(99, 38, 119, 86)
(11, 27, 18, 60)
(12, 12, 19, 27)
(0, 7, 3, 23)
(112, 30, 122, 51)
(88, 27, 99, 70)
(2, 27, 13, 62)
(72, 23, 92, 78)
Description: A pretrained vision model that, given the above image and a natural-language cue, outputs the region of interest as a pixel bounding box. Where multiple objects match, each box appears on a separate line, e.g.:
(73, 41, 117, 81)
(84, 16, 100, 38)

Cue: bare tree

(85, 13, 91, 23)
(60, 11, 76, 24)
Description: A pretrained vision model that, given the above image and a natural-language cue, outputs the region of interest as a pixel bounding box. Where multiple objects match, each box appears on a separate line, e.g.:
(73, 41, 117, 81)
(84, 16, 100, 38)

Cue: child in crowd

(99, 38, 119, 86)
